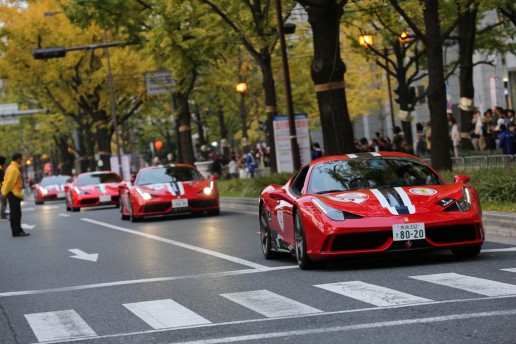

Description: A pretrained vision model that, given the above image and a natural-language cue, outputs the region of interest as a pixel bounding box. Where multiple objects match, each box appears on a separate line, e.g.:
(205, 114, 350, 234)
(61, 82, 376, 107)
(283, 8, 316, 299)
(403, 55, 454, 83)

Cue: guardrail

(423, 154, 516, 169)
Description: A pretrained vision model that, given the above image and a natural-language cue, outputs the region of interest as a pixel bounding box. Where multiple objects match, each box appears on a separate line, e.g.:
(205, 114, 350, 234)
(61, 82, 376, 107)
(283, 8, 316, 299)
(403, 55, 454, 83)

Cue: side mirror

(209, 175, 219, 181)
(453, 174, 470, 184)
(269, 188, 292, 202)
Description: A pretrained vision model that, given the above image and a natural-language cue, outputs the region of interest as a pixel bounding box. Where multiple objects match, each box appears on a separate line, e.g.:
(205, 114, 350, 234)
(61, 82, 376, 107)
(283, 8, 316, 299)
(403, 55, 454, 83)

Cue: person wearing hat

(1, 153, 29, 237)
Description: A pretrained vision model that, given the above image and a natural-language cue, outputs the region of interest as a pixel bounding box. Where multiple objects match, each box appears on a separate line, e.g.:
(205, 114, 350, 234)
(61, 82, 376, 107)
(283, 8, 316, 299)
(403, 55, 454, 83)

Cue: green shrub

(218, 173, 291, 198)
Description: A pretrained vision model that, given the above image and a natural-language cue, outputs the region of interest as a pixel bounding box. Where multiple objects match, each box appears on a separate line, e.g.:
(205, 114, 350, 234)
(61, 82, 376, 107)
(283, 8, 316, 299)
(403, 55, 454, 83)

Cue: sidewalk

(221, 197, 516, 237)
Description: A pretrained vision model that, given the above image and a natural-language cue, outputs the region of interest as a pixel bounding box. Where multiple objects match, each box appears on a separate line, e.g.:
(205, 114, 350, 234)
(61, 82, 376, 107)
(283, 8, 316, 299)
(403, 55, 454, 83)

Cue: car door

(280, 166, 310, 244)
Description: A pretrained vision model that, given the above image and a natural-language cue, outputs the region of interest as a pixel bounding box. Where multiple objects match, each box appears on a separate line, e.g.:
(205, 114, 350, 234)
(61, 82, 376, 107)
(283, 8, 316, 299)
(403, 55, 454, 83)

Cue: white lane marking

(81, 218, 269, 270)
(0, 267, 296, 298)
(25, 310, 96, 342)
(221, 290, 322, 317)
(168, 309, 516, 344)
(29, 307, 516, 344)
(59, 213, 71, 217)
(21, 224, 35, 230)
(411, 272, 516, 296)
(124, 299, 211, 329)
(68, 249, 99, 262)
(501, 268, 516, 273)
(482, 247, 516, 253)
(315, 281, 432, 307)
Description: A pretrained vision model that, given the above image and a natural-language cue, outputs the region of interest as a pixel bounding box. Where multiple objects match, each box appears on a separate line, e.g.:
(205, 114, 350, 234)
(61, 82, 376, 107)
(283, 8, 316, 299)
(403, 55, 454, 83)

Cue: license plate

(172, 199, 188, 208)
(57, 192, 65, 198)
(99, 195, 111, 202)
(392, 222, 425, 241)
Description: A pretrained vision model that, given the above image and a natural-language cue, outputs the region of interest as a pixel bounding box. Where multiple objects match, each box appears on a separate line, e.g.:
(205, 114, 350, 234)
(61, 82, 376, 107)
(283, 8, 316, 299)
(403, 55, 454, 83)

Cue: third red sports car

(64, 171, 122, 212)
(259, 152, 485, 269)
(119, 164, 219, 222)
(33, 175, 72, 205)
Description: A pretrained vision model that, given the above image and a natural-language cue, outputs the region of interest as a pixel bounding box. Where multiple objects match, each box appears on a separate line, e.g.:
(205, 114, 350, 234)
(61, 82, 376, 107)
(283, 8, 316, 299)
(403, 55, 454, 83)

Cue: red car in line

(33, 175, 72, 205)
(119, 164, 219, 222)
(64, 171, 123, 212)
(259, 152, 485, 269)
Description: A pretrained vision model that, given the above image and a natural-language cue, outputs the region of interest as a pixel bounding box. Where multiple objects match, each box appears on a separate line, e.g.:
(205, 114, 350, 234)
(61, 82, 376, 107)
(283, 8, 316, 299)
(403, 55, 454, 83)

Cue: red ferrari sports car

(259, 152, 485, 269)
(64, 171, 122, 212)
(119, 164, 219, 222)
(33, 175, 72, 204)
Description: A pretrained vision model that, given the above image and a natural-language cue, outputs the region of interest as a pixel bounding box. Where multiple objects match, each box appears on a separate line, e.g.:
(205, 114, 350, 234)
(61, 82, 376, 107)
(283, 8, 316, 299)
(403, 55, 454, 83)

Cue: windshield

(40, 176, 71, 186)
(136, 166, 204, 186)
(307, 157, 443, 194)
(76, 173, 122, 186)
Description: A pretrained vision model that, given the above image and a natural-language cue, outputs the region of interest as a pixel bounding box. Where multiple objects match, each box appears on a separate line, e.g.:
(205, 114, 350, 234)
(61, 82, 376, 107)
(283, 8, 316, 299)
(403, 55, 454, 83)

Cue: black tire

(294, 211, 315, 270)
(260, 205, 276, 259)
(35, 201, 44, 205)
(451, 245, 481, 258)
(72, 206, 80, 212)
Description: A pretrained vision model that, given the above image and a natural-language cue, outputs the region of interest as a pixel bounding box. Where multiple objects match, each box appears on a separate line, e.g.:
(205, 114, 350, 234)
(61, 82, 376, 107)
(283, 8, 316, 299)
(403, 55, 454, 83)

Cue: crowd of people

(208, 148, 269, 179)
(353, 107, 516, 158)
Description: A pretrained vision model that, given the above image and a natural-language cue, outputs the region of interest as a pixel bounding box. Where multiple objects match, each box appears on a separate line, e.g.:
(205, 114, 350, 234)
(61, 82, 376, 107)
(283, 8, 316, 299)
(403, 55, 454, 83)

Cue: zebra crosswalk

(24, 270, 516, 342)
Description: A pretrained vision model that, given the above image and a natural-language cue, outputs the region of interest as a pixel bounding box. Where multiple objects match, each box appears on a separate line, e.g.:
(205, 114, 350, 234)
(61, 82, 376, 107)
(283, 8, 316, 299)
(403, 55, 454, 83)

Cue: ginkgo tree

(0, 0, 153, 173)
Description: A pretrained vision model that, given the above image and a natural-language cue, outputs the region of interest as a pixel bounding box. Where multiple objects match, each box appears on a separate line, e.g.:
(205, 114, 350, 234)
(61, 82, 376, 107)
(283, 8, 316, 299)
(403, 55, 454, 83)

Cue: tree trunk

(458, 6, 477, 151)
(424, 0, 452, 171)
(176, 93, 196, 165)
(258, 53, 278, 173)
(93, 110, 112, 172)
(298, 0, 355, 155)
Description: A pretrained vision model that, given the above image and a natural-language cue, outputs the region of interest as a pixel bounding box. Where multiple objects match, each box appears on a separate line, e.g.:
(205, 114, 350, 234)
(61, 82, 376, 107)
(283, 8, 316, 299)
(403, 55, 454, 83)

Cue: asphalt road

(1, 200, 516, 344)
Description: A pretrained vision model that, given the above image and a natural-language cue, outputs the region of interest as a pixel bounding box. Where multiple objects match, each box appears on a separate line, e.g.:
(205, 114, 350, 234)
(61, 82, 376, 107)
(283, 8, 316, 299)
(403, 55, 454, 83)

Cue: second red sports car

(119, 164, 219, 222)
(259, 152, 485, 269)
(64, 171, 123, 212)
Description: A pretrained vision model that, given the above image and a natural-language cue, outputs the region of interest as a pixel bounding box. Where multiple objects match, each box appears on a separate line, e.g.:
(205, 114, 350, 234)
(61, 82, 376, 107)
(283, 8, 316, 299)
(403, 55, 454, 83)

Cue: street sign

(145, 70, 175, 95)
(0, 103, 19, 125)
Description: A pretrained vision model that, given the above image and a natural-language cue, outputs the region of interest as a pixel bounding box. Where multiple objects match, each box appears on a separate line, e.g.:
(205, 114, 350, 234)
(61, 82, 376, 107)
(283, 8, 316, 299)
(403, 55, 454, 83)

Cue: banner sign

(273, 114, 311, 173)
(145, 70, 175, 96)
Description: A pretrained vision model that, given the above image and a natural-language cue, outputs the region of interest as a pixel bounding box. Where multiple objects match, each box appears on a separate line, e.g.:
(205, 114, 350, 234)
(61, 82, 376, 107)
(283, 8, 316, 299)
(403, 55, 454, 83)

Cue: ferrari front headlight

(312, 198, 345, 221)
(74, 187, 86, 195)
(39, 187, 48, 195)
(136, 188, 152, 200)
(456, 187, 472, 212)
(203, 187, 212, 195)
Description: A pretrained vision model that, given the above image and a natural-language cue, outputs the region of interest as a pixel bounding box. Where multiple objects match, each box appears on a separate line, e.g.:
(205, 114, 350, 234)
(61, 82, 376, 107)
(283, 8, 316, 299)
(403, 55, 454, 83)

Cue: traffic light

(393, 87, 400, 104)
(259, 120, 268, 133)
(32, 47, 67, 60)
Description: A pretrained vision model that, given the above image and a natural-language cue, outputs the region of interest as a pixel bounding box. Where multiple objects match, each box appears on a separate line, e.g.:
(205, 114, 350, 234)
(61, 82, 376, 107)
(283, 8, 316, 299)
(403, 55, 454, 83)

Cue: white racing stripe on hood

(371, 188, 416, 215)
(165, 182, 185, 196)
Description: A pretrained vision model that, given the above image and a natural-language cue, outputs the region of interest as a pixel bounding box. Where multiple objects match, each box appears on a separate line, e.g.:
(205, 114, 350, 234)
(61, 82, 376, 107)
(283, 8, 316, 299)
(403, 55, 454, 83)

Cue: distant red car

(119, 164, 219, 222)
(33, 175, 72, 205)
(64, 171, 123, 212)
(259, 152, 485, 269)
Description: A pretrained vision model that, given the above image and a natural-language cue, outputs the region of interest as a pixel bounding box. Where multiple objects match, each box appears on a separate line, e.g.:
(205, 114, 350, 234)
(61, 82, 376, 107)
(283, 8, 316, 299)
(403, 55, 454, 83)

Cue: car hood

(39, 184, 65, 191)
(315, 184, 464, 216)
(76, 183, 119, 195)
(137, 181, 209, 196)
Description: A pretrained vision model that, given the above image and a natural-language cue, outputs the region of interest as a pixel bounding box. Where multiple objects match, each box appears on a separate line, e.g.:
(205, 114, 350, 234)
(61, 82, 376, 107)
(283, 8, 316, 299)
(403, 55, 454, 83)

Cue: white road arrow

(68, 249, 99, 262)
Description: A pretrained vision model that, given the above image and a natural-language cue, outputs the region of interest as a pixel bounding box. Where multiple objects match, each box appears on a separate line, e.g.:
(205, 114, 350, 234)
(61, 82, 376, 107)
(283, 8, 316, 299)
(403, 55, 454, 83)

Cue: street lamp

(236, 82, 249, 148)
(359, 34, 395, 130)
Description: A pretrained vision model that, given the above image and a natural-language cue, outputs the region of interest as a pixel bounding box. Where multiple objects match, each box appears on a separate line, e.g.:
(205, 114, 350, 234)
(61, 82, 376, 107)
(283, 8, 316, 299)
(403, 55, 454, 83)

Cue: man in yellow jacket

(1, 153, 29, 237)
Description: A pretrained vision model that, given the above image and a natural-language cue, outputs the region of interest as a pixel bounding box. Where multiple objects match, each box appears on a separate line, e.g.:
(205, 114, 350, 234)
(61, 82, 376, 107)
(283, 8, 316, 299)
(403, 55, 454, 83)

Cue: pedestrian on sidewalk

(1, 153, 29, 237)
(0, 156, 7, 220)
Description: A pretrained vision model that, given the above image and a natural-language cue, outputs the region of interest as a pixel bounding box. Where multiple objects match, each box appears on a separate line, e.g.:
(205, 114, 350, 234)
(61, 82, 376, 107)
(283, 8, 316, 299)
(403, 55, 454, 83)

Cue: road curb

(221, 197, 516, 237)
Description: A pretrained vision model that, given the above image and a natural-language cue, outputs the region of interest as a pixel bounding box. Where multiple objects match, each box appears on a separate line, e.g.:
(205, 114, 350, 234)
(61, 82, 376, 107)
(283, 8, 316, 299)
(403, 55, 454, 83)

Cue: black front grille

(81, 198, 98, 205)
(331, 232, 390, 251)
(190, 199, 216, 209)
(427, 224, 477, 243)
(143, 203, 171, 213)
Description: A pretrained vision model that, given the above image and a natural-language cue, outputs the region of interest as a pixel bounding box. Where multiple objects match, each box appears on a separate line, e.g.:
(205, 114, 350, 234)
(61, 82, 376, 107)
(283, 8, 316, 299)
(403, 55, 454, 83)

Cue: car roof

(309, 151, 420, 166)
